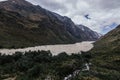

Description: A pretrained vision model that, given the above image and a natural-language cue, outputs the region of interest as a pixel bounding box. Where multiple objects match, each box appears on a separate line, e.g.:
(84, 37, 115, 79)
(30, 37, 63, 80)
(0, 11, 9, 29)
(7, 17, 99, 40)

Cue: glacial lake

(0, 41, 94, 55)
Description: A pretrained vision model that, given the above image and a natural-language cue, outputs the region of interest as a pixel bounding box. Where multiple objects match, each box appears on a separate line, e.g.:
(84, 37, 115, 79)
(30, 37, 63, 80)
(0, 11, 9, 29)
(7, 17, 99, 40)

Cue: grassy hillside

(88, 25, 120, 80)
(92, 25, 120, 53)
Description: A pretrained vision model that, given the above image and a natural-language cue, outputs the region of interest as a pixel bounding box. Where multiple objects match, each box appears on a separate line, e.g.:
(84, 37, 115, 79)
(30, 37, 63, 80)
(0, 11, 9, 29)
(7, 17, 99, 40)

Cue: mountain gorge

(0, 0, 100, 48)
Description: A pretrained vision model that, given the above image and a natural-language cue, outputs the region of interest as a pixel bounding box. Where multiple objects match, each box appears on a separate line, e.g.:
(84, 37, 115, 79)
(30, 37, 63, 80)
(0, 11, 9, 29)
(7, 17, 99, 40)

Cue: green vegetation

(87, 25, 120, 80)
(0, 51, 86, 80)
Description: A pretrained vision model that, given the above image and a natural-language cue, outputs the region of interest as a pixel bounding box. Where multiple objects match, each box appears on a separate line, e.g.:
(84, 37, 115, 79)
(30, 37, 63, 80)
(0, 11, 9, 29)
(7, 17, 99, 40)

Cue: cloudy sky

(0, 0, 120, 34)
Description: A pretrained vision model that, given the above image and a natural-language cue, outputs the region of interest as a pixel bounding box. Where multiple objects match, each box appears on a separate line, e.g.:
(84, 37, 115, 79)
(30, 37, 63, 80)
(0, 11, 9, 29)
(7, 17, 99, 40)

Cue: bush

(0, 51, 83, 80)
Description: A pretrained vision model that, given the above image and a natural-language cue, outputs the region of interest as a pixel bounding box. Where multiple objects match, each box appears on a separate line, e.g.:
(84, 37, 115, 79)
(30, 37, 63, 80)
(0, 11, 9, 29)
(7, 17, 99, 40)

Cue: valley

(0, 0, 119, 80)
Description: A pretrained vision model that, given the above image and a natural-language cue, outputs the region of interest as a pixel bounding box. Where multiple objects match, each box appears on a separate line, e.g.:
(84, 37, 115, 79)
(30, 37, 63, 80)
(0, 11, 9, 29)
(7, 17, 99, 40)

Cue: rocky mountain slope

(77, 25, 101, 40)
(0, 0, 100, 48)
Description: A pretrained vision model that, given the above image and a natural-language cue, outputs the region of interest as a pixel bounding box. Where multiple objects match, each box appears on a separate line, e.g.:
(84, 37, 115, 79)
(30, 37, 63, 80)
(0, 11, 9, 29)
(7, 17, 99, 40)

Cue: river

(0, 41, 94, 55)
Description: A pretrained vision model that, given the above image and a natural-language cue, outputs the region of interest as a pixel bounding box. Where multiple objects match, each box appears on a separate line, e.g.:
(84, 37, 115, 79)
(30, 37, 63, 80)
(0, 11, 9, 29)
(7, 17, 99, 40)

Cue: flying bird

(84, 14, 91, 20)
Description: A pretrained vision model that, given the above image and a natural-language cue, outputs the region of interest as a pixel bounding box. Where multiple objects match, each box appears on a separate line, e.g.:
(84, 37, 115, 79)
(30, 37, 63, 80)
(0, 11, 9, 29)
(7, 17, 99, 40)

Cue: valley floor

(0, 41, 94, 55)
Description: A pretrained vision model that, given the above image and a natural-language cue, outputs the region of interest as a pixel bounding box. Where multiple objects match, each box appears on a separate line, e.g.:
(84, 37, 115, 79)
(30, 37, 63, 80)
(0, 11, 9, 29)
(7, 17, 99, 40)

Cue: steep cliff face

(0, 0, 100, 48)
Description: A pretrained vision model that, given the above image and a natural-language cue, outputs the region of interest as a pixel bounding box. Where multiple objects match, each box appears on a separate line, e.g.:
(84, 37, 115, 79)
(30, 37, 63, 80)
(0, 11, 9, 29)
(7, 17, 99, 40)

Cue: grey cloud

(27, 0, 67, 12)
(100, 0, 120, 10)
(0, 0, 7, 1)
(39, 0, 65, 10)
(86, 0, 120, 11)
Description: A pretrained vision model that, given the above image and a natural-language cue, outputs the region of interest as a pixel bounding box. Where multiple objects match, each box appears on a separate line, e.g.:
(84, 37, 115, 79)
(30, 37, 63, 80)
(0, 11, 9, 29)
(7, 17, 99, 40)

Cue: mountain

(89, 25, 120, 80)
(0, 0, 100, 48)
(77, 25, 101, 40)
